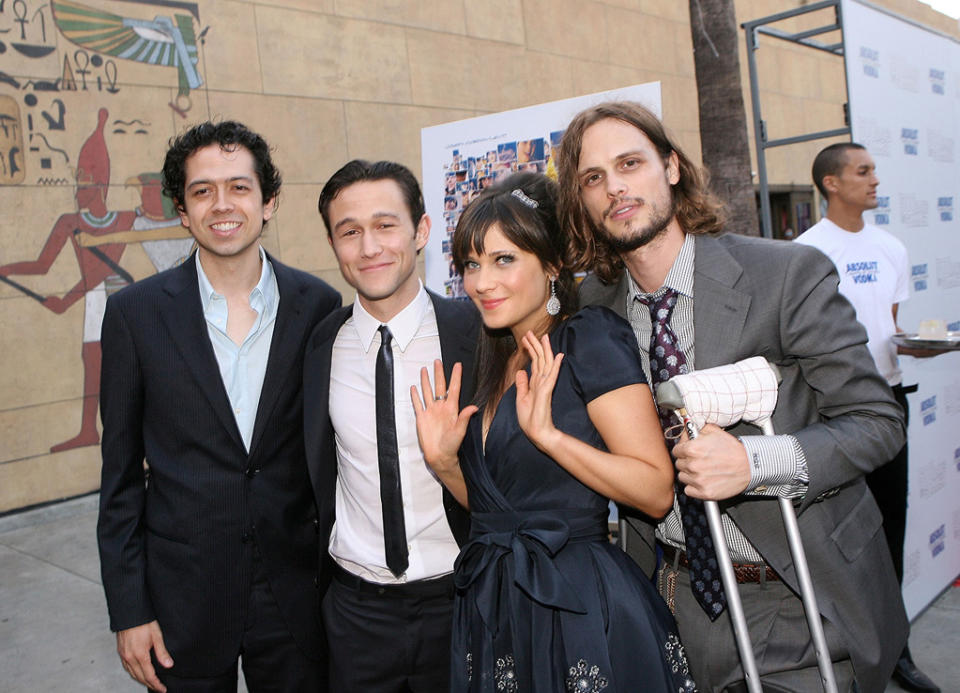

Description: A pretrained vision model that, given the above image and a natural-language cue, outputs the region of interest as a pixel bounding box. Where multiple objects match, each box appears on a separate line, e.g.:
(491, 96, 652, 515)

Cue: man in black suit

(304, 160, 478, 691)
(97, 121, 340, 692)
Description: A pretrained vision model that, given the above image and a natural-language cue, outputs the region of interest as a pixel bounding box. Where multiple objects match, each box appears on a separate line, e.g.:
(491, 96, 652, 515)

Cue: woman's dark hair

(162, 121, 282, 219)
(452, 171, 578, 409)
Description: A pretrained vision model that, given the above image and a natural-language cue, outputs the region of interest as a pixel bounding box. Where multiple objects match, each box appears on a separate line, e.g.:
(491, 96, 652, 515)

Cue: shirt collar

(196, 246, 275, 314)
(627, 233, 696, 301)
(351, 280, 429, 353)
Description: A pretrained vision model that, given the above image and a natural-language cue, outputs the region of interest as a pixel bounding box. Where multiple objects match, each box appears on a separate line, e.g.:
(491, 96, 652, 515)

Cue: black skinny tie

(376, 325, 408, 577)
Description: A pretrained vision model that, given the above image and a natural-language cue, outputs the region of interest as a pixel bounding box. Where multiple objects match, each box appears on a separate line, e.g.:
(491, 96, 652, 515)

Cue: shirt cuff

(739, 434, 809, 499)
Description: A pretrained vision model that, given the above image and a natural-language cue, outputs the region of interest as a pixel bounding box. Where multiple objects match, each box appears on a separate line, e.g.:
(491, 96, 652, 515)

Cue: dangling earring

(546, 277, 561, 316)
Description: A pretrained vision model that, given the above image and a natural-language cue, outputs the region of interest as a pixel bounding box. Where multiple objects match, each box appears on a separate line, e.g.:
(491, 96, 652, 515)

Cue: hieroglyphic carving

(0, 94, 25, 184)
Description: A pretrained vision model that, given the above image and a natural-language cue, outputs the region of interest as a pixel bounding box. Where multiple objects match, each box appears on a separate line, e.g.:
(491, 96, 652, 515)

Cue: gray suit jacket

(580, 232, 908, 693)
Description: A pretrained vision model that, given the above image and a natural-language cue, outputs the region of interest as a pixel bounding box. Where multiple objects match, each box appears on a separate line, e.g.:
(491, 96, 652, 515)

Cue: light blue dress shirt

(196, 247, 278, 452)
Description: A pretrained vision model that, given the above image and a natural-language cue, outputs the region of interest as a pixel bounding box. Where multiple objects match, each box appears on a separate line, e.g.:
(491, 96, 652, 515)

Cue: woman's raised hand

(515, 332, 564, 452)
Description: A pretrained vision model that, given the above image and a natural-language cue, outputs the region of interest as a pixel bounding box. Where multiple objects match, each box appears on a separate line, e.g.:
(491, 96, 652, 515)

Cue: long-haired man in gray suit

(557, 101, 907, 692)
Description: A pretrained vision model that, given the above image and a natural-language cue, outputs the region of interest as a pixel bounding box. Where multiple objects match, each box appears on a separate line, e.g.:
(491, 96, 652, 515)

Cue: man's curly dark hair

(161, 121, 282, 218)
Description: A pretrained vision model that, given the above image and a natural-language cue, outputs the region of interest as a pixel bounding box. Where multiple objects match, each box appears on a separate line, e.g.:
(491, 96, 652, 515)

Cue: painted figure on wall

(0, 107, 187, 452)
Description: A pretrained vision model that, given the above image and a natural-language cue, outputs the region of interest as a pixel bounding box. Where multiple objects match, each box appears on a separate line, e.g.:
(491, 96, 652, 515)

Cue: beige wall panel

(776, 48, 821, 99)
(601, 0, 642, 10)
(272, 183, 339, 275)
(101, 88, 182, 186)
(0, 187, 73, 276)
(0, 399, 95, 466)
(817, 55, 848, 103)
(519, 52, 579, 108)
(465, 0, 525, 44)
(674, 129, 703, 170)
(253, 0, 334, 12)
(406, 29, 480, 109)
(521, 0, 609, 63)
(0, 443, 101, 513)
(343, 102, 475, 174)
(672, 16, 697, 78)
(660, 76, 700, 135)
(606, 8, 678, 72)
(638, 0, 688, 22)
(0, 298, 82, 411)
(406, 30, 559, 112)
(256, 7, 412, 103)
(204, 91, 348, 185)
(753, 37, 783, 94)
(569, 62, 650, 101)
(313, 266, 354, 300)
(802, 97, 845, 138)
(335, 0, 466, 34)
(0, 225, 83, 298)
(199, 1, 263, 94)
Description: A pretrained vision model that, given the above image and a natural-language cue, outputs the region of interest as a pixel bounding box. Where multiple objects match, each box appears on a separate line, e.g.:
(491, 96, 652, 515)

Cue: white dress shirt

(328, 283, 460, 583)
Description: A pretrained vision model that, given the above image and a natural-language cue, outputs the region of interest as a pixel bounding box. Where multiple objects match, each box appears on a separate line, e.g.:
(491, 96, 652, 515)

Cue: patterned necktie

(641, 289, 726, 620)
(376, 325, 408, 577)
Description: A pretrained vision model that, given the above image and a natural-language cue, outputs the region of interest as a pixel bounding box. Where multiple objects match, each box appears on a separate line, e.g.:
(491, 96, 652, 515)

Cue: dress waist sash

(454, 508, 608, 631)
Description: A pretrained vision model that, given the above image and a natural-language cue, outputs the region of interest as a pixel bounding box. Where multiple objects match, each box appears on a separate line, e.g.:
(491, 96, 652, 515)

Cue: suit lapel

(303, 305, 352, 480)
(431, 292, 477, 409)
(692, 235, 751, 369)
(247, 258, 306, 458)
(160, 255, 246, 451)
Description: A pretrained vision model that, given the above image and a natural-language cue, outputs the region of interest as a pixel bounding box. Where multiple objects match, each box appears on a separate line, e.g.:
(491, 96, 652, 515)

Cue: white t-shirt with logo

(796, 218, 909, 385)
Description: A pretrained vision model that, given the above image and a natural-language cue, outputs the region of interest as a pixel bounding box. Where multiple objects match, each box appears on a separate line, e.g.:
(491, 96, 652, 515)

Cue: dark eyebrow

(332, 211, 402, 233)
(577, 150, 646, 176)
(186, 175, 255, 189)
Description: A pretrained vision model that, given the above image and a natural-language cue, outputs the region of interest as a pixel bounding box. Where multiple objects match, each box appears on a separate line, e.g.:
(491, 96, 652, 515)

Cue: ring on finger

(434, 394, 447, 401)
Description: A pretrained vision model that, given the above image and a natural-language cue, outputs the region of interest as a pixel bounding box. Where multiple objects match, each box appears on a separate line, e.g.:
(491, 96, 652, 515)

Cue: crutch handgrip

(655, 359, 838, 693)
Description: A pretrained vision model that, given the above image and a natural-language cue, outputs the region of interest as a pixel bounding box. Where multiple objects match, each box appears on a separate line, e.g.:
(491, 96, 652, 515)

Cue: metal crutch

(655, 357, 838, 693)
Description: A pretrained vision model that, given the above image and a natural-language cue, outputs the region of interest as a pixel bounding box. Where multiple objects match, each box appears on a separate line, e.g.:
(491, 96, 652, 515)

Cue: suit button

(245, 467, 258, 478)
(313, 518, 320, 533)
(241, 531, 251, 543)
(314, 576, 320, 588)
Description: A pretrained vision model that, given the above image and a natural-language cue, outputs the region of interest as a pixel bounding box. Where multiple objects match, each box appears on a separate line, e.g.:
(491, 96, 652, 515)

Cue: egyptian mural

(1, 0, 211, 510)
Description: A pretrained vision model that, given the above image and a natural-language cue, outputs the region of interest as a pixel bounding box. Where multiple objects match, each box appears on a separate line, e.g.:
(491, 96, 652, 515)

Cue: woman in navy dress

(412, 172, 696, 692)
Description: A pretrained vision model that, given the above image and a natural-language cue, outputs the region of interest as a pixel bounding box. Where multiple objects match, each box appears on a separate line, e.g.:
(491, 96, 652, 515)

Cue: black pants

(322, 565, 455, 693)
(155, 548, 325, 693)
(866, 383, 911, 583)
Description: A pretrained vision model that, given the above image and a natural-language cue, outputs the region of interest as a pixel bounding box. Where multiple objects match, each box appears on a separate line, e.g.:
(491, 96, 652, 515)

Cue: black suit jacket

(303, 290, 479, 586)
(97, 253, 341, 676)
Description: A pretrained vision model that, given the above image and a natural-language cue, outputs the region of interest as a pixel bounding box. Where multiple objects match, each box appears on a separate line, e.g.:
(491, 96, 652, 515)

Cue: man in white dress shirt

(303, 160, 478, 691)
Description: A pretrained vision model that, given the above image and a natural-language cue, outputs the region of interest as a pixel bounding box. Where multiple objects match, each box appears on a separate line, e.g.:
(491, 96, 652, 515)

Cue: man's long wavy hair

(557, 102, 726, 284)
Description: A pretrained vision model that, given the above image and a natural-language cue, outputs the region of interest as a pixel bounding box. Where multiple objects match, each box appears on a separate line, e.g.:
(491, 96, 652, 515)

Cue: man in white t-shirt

(797, 142, 939, 693)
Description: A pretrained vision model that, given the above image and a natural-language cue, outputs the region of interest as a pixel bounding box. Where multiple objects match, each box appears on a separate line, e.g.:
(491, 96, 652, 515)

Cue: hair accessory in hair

(511, 188, 539, 208)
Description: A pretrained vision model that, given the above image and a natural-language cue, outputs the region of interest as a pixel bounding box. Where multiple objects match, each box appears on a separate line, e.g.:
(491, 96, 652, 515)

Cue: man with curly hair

(97, 121, 340, 692)
(558, 101, 908, 692)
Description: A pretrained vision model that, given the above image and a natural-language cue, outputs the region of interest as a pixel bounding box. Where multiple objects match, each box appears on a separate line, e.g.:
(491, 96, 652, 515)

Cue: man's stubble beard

(596, 190, 678, 254)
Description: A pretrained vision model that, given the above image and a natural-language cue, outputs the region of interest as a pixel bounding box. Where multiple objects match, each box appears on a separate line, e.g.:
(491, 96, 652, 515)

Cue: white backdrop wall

(844, 0, 960, 618)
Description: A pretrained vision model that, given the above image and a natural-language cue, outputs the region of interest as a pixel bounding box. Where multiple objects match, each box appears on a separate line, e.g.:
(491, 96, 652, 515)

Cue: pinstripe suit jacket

(97, 252, 340, 675)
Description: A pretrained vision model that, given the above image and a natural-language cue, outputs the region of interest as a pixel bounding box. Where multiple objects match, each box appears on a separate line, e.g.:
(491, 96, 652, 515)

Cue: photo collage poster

(421, 83, 661, 299)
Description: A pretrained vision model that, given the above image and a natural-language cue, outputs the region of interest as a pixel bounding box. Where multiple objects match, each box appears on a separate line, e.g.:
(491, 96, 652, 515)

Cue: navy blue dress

(452, 307, 697, 692)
